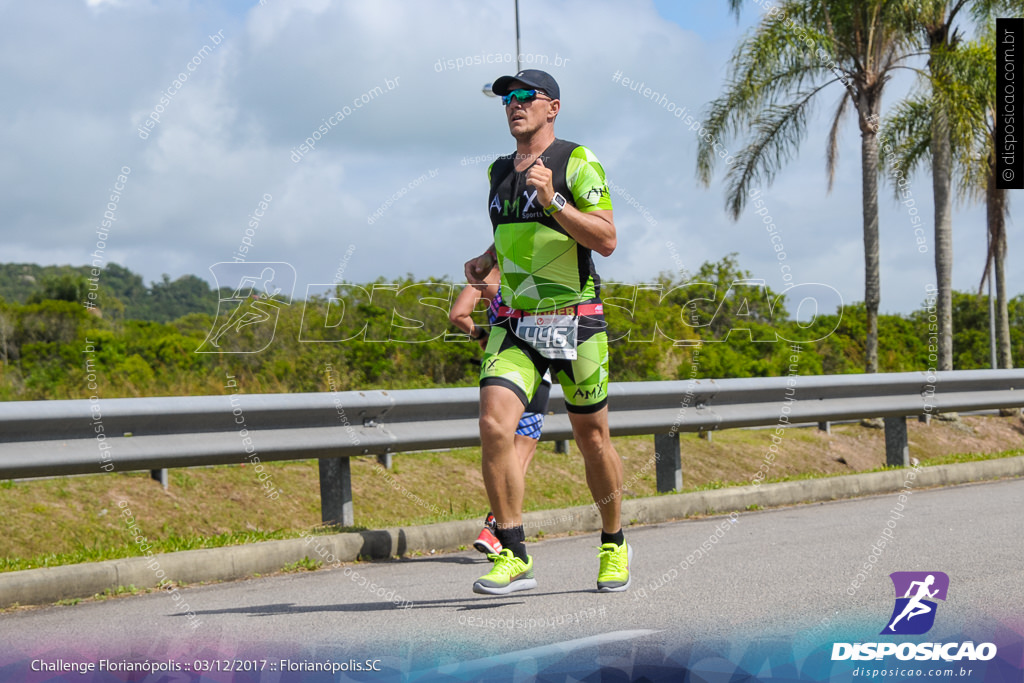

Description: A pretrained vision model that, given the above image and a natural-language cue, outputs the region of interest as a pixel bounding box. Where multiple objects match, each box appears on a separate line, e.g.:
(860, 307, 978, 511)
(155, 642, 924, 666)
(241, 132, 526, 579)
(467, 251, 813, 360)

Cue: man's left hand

(465, 252, 496, 288)
(525, 158, 555, 207)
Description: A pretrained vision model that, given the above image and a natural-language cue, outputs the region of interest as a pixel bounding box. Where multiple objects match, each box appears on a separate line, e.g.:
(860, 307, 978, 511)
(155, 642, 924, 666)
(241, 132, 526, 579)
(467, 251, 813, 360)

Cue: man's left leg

(568, 407, 623, 534)
(568, 407, 631, 591)
(561, 324, 632, 591)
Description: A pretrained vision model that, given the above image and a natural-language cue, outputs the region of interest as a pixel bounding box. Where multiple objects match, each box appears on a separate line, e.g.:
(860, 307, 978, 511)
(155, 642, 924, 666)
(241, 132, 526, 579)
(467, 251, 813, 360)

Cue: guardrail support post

(150, 469, 168, 489)
(654, 433, 682, 493)
(555, 440, 570, 454)
(319, 457, 353, 527)
(817, 421, 831, 434)
(918, 413, 931, 425)
(883, 416, 909, 467)
(376, 453, 392, 469)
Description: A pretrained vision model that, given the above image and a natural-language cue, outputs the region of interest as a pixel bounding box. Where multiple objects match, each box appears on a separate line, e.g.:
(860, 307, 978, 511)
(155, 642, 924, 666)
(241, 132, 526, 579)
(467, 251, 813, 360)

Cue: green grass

(281, 557, 323, 572)
(0, 527, 358, 574)
(668, 447, 1023, 494)
(917, 449, 1023, 466)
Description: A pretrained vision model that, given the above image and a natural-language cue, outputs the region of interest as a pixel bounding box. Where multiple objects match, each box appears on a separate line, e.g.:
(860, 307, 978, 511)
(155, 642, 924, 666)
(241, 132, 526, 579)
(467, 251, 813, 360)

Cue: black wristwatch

(471, 326, 489, 340)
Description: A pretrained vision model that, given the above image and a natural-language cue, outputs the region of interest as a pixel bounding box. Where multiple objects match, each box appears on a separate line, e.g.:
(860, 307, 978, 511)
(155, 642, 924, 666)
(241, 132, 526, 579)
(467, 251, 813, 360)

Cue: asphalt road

(1, 478, 1021, 680)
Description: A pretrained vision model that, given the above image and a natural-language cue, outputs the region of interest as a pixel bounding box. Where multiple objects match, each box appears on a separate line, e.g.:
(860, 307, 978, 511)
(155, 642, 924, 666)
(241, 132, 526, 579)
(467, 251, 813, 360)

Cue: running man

(887, 574, 939, 632)
(449, 270, 552, 556)
(464, 69, 630, 595)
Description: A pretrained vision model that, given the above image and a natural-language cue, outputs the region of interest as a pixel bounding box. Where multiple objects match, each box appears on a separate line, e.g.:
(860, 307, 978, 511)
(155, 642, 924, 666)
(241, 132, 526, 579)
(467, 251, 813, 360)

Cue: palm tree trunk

(932, 107, 954, 370)
(995, 240, 1011, 369)
(861, 124, 881, 374)
(988, 180, 1012, 368)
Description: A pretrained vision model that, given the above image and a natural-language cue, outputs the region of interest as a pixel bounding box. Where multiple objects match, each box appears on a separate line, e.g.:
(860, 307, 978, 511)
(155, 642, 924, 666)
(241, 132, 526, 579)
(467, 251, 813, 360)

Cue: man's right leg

(474, 421, 541, 556)
(474, 327, 543, 594)
(473, 386, 538, 594)
(480, 384, 527, 532)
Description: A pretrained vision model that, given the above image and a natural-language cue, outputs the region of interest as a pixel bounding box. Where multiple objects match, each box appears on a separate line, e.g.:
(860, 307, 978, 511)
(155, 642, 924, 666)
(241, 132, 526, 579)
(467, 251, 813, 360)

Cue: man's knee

(576, 434, 610, 461)
(479, 410, 512, 439)
(479, 393, 521, 439)
(571, 420, 611, 458)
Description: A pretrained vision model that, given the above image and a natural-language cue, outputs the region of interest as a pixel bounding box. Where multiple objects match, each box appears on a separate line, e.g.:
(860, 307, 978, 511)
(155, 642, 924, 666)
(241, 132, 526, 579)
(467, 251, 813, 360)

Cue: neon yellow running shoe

(597, 542, 632, 592)
(472, 548, 536, 595)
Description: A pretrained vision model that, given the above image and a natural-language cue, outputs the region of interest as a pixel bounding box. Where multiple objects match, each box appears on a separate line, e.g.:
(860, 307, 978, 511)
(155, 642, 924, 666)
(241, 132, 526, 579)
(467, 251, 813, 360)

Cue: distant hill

(0, 262, 218, 322)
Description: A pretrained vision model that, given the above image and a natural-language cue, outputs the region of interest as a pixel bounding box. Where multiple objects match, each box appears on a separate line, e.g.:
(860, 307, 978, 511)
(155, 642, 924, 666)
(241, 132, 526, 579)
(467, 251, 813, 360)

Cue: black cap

(492, 69, 560, 100)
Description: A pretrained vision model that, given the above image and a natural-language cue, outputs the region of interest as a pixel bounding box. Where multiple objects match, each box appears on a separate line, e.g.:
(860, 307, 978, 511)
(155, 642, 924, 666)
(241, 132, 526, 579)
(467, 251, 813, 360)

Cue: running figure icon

(886, 574, 938, 632)
(208, 267, 286, 348)
(882, 571, 949, 635)
(197, 262, 296, 354)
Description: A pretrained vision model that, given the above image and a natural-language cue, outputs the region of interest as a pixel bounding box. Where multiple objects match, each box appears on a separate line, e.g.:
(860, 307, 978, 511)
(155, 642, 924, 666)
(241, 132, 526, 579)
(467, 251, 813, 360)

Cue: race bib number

(516, 314, 579, 360)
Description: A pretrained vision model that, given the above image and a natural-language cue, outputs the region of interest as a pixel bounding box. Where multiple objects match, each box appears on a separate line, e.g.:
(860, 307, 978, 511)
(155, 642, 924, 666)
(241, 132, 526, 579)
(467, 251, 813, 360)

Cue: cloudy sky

(0, 0, 1016, 315)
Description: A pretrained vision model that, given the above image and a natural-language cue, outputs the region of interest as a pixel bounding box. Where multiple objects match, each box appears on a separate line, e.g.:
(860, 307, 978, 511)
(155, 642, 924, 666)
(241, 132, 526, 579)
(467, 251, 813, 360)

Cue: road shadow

(396, 554, 485, 565)
(183, 590, 593, 618)
(187, 598, 518, 617)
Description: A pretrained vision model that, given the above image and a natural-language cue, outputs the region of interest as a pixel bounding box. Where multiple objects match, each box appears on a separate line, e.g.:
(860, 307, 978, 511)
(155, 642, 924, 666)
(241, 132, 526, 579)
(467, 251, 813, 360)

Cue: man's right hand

(465, 251, 496, 288)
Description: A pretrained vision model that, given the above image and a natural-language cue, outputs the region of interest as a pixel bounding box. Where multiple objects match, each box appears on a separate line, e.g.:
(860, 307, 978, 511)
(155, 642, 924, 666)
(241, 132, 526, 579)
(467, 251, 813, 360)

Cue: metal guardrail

(1, 370, 1022, 525)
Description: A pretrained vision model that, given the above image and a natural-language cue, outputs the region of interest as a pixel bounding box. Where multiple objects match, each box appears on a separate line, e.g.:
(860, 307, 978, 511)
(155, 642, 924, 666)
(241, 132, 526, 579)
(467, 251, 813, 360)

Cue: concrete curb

(2, 456, 1021, 609)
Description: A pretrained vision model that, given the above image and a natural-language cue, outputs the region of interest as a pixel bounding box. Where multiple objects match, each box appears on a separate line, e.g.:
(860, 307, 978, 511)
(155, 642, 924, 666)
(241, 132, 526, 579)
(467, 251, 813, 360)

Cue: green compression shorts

(479, 309, 609, 414)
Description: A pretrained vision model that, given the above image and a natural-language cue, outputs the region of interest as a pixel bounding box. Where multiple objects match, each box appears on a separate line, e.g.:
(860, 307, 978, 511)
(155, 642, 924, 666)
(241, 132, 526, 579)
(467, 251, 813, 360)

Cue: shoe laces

(598, 543, 627, 572)
(491, 549, 520, 574)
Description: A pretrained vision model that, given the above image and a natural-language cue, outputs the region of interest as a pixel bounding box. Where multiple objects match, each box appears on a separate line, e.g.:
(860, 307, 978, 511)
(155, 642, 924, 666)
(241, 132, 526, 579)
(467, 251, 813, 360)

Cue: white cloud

(0, 0, 1018, 318)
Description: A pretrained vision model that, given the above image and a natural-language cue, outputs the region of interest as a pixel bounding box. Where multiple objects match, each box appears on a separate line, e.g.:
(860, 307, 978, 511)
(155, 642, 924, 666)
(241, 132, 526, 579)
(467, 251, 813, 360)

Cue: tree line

(0, 257, 1020, 402)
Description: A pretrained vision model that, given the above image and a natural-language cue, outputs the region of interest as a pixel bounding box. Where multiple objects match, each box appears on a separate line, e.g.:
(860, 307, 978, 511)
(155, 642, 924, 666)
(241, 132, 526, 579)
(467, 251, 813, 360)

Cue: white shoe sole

(597, 576, 631, 592)
(472, 577, 537, 595)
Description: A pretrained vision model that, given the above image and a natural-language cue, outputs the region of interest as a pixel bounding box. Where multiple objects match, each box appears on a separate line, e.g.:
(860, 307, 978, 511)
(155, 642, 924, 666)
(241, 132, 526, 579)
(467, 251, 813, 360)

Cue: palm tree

(883, 32, 1013, 368)
(917, 1, 959, 372)
(699, 0, 918, 373)
(908, 0, 1022, 371)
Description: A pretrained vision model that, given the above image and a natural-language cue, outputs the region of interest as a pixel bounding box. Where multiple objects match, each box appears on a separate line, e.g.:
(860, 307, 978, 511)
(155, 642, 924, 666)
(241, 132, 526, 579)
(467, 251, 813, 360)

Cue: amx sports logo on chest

(490, 189, 543, 219)
(831, 572, 997, 662)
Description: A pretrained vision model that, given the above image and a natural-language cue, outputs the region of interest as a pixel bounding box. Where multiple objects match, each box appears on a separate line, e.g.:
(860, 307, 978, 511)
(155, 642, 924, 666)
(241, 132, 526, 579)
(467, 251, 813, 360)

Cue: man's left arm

(525, 158, 616, 257)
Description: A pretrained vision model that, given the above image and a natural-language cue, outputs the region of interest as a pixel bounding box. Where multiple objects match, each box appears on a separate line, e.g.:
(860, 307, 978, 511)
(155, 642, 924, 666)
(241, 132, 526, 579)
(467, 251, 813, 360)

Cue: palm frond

(698, 0, 923, 220)
(878, 97, 933, 199)
(826, 91, 852, 190)
(697, 4, 847, 186)
(722, 82, 839, 218)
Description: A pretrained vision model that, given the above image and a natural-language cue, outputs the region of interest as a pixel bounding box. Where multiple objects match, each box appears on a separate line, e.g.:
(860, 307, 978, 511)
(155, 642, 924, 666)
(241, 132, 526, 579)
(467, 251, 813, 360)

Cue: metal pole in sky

(483, 0, 520, 97)
(515, 0, 521, 73)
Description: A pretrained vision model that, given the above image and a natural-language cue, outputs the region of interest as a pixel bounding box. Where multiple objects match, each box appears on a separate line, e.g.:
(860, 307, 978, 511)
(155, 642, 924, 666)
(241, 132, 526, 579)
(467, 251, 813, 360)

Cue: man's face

(504, 80, 558, 139)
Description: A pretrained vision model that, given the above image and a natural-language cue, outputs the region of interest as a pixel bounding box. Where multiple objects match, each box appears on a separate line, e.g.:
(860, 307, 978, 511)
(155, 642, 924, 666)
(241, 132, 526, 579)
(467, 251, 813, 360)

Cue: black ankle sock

(601, 529, 624, 546)
(495, 525, 527, 562)
(505, 542, 528, 563)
